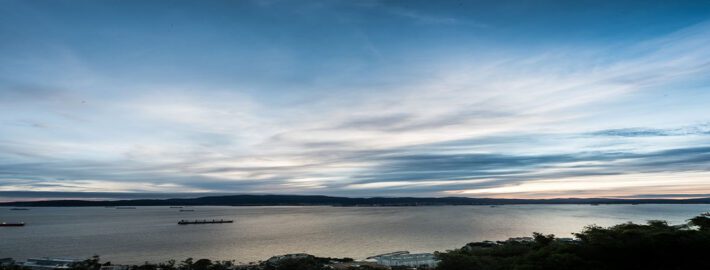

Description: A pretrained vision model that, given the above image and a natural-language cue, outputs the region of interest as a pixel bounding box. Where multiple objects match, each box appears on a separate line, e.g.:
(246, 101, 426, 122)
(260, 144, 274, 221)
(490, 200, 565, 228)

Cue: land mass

(2, 194, 710, 207)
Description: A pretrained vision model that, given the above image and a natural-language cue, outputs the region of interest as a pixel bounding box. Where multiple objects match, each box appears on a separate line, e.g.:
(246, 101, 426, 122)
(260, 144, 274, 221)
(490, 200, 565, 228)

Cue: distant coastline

(2, 194, 710, 207)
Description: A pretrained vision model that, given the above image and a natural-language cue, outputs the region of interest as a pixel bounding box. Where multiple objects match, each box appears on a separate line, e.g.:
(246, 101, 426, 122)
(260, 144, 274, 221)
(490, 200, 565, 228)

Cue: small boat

(10, 208, 29, 211)
(170, 206, 184, 209)
(0, 222, 25, 227)
(179, 209, 195, 212)
(178, 219, 233, 225)
(115, 207, 136, 209)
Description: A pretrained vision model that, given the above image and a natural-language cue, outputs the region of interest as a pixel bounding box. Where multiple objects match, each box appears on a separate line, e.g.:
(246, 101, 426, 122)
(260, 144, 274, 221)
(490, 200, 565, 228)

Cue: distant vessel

(10, 208, 29, 210)
(179, 209, 195, 212)
(22, 258, 79, 269)
(0, 222, 25, 227)
(115, 207, 136, 209)
(170, 206, 184, 208)
(178, 219, 233, 225)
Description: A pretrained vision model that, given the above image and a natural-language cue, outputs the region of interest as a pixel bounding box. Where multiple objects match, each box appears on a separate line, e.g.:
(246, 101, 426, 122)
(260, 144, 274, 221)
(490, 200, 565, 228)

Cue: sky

(1, 0, 710, 201)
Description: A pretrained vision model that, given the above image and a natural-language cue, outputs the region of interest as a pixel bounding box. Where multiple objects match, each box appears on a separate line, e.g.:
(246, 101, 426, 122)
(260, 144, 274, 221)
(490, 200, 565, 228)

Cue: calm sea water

(1, 205, 708, 264)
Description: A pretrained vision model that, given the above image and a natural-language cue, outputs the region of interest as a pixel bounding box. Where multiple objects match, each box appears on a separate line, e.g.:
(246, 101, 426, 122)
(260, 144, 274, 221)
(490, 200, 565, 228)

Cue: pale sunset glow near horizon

(2, 0, 710, 201)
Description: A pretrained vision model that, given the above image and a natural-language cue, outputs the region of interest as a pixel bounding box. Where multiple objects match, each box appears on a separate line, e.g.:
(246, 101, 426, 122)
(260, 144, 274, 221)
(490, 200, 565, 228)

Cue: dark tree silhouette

(436, 213, 710, 270)
(688, 212, 710, 230)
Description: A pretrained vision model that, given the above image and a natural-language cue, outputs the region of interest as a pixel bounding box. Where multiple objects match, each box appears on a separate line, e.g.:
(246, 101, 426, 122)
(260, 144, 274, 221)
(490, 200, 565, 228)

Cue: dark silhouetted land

(2, 194, 710, 207)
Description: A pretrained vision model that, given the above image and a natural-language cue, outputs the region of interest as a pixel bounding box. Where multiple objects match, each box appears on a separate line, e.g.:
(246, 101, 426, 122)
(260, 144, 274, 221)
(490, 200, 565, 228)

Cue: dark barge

(0, 222, 25, 227)
(178, 219, 233, 225)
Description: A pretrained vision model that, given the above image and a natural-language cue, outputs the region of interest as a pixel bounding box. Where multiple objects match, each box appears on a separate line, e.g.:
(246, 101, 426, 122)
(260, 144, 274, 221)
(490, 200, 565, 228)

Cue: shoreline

(3, 194, 710, 207)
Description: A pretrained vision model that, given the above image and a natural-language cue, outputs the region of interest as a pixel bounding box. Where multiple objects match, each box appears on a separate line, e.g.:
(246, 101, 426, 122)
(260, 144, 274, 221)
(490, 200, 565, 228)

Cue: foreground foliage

(435, 212, 710, 270)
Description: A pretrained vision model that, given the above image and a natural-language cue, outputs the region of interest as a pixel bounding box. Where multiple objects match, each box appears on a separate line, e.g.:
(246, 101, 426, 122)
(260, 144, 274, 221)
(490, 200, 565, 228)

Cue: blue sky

(1, 0, 710, 200)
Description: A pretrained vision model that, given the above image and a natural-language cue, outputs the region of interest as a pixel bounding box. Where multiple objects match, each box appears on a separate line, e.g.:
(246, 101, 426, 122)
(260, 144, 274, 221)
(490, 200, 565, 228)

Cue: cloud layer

(1, 0, 710, 199)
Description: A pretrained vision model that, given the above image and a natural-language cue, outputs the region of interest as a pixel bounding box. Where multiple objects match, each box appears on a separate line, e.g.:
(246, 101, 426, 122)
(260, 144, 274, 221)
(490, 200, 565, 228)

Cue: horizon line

(2, 191, 710, 203)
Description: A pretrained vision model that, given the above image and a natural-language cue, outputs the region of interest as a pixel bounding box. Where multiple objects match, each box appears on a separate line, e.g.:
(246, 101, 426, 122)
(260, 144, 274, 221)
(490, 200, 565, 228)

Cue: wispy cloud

(383, 7, 488, 27)
(590, 123, 710, 137)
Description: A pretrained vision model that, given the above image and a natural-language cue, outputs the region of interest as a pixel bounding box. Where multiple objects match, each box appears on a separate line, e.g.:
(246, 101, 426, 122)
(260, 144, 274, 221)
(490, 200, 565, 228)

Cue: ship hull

(178, 220, 233, 225)
(0, 223, 25, 227)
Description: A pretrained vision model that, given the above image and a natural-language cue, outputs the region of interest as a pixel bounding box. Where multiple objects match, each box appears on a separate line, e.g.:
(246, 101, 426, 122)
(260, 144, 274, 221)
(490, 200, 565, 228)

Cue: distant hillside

(2, 194, 710, 207)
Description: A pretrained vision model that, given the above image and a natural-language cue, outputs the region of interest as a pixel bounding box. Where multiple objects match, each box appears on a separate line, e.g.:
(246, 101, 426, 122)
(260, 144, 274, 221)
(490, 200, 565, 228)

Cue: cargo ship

(178, 219, 233, 225)
(0, 222, 25, 227)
